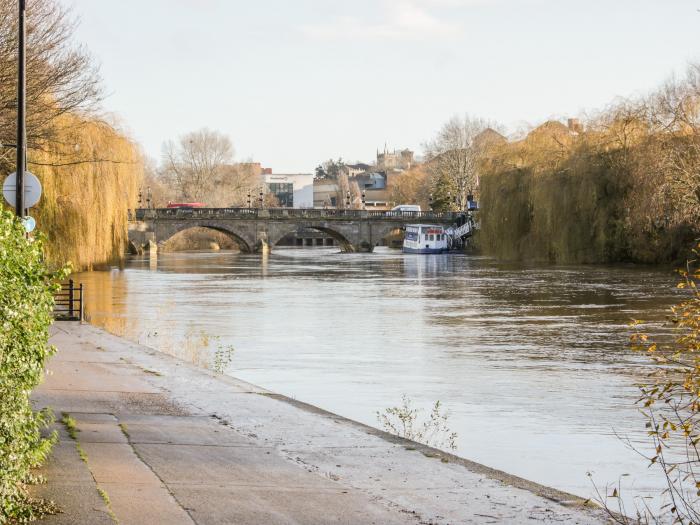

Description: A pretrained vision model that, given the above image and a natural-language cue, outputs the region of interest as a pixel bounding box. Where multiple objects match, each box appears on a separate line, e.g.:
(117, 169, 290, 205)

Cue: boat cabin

(403, 224, 448, 254)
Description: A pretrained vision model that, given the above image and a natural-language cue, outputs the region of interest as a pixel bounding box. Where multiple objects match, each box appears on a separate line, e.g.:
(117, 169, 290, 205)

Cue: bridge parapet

(133, 207, 459, 223)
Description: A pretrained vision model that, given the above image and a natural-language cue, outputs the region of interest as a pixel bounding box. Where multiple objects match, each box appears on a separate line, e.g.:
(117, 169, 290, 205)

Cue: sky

(67, 0, 700, 172)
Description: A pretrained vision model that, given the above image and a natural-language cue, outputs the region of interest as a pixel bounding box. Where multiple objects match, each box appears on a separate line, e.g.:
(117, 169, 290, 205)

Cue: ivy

(0, 210, 66, 523)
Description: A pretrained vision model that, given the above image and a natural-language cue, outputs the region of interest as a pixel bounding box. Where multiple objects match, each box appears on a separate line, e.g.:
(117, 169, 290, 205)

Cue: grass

(75, 443, 88, 464)
(97, 487, 119, 524)
(61, 412, 79, 440)
(59, 413, 119, 523)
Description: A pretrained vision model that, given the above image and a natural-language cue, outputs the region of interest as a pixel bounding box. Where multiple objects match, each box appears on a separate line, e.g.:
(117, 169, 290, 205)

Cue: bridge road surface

(31, 323, 610, 524)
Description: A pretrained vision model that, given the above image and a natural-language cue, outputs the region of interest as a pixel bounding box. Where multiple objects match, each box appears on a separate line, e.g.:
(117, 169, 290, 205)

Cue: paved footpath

(30, 323, 610, 524)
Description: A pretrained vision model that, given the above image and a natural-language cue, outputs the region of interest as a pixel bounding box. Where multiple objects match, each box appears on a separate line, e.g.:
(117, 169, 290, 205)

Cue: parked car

(387, 204, 421, 216)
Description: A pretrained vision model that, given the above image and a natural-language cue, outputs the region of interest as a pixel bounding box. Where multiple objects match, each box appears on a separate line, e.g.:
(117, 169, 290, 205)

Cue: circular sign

(3, 171, 42, 209)
(22, 216, 36, 233)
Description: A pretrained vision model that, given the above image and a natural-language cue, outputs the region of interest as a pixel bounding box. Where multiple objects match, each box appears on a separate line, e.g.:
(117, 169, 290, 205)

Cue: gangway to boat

(446, 213, 477, 250)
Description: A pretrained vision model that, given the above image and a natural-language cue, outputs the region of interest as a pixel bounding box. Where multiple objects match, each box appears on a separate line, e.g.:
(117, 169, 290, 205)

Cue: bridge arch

(157, 223, 254, 253)
(267, 224, 356, 252)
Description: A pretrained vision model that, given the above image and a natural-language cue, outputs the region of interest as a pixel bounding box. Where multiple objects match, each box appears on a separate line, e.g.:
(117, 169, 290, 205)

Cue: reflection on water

(76, 248, 680, 508)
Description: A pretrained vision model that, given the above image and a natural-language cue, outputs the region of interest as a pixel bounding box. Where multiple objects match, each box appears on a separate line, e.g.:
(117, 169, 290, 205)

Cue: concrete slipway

(30, 323, 611, 524)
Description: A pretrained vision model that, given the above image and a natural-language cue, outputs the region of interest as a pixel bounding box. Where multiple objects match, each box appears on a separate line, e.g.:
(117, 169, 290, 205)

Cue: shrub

(0, 210, 64, 522)
(377, 395, 458, 451)
(600, 244, 700, 523)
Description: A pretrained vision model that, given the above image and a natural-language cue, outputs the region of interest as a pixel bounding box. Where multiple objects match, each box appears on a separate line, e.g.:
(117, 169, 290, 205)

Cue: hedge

(0, 210, 63, 522)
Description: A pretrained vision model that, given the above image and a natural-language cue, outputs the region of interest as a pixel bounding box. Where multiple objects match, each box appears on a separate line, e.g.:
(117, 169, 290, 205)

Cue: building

(262, 173, 314, 208)
(341, 163, 372, 178)
(376, 147, 414, 171)
(313, 179, 339, 208)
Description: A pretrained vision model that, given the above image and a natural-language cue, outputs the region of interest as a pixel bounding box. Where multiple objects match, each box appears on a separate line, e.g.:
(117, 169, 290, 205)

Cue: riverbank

(31, 322, 609, 524)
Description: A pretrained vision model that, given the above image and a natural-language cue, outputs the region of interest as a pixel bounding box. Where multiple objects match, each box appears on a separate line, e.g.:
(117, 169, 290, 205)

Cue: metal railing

(133, 207, 461, 222)
(53, 279, 84, 322)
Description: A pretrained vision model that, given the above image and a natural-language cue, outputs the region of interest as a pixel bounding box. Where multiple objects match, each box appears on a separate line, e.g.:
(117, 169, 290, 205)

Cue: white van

(389, 204, 421, 215)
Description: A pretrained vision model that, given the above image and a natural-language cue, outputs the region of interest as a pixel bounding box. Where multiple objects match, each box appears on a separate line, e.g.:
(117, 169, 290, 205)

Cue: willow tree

(0, 0, 142, 269)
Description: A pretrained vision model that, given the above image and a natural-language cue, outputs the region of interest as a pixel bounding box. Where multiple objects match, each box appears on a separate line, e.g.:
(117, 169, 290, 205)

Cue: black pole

(16, 0, 26, 217)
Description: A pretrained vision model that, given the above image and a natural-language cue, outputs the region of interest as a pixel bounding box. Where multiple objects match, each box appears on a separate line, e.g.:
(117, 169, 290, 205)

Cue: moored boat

(402, 224, 448, 254)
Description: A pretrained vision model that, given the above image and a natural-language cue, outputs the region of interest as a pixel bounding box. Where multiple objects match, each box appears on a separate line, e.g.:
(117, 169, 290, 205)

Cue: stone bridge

(128, 208, 460, 253)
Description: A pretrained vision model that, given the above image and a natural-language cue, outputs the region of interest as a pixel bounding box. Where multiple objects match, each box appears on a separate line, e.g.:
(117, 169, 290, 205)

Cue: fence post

(68, 279, 74, 319)
(79, 283, 84, 323)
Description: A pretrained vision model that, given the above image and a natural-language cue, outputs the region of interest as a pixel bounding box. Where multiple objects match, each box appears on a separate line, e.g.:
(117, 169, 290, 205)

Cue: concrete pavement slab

(33, 322, 610, 524)
(29, 428, 113, 525)
(167, 486, 414, 525)
(96, 483, 193, 525)
(118, 415, 255, 446)
(79, 442, 164, 485)
(132, 443, 333, 488)
(43, 361, 161, 393)
(70, 413, 128, 444)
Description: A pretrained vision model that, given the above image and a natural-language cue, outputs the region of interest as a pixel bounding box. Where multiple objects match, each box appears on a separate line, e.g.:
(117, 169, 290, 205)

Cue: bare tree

(649, 63, 700, 226)
(424, 114, 493, 210)
(161, 128, 235, 203)
(220, 162, 262, 208)
(0, 0, 102, 160)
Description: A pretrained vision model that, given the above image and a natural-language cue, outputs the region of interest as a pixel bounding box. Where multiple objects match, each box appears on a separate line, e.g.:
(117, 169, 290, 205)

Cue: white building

(262, 173, 314, 208)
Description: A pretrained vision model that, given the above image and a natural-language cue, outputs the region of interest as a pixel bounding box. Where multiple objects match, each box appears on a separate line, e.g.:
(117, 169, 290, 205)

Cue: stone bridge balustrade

(128, 207, 459, 254)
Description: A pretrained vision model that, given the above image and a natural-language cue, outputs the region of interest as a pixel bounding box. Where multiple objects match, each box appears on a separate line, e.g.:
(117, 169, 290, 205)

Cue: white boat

(403, 224, 448, 254)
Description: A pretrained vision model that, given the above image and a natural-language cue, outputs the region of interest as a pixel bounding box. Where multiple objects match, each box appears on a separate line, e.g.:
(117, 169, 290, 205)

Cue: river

(76, 247, 681, 511)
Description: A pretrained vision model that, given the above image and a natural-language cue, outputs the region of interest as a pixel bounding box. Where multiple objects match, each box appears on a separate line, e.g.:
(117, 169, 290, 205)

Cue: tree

(315, 158, 345, 180)
(160, 128, 258, 206)
(0, 0, 101, 156)
(389, 165, 432, 209)
(424, 115, 493, 211)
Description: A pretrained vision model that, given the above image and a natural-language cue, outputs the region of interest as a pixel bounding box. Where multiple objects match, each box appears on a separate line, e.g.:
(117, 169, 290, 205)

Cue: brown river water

(76, 247, 682, 511)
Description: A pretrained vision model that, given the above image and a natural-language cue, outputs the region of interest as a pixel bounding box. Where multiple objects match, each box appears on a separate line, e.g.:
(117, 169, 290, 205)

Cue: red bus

(166, 202, 205, 208)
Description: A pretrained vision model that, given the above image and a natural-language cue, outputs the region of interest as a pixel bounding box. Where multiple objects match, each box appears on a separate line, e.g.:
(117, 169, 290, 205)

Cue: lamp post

(247, 189, 251, 209)
(137, 188, 143, 208)
(429, 193, 433, 211)
(345, 191, 350, 209)
(259, 187, 264, 208)
(15, 0, 26, 217)
(146, 187, 152, 209)
(361, 190, 366, 210)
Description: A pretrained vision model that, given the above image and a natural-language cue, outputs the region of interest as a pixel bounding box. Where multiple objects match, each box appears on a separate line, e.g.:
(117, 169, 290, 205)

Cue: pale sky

(68, 0, 700, 172)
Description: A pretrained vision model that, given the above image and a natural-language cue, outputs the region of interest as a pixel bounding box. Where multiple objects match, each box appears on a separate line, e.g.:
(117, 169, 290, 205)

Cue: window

(267, 182, 294, 207)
